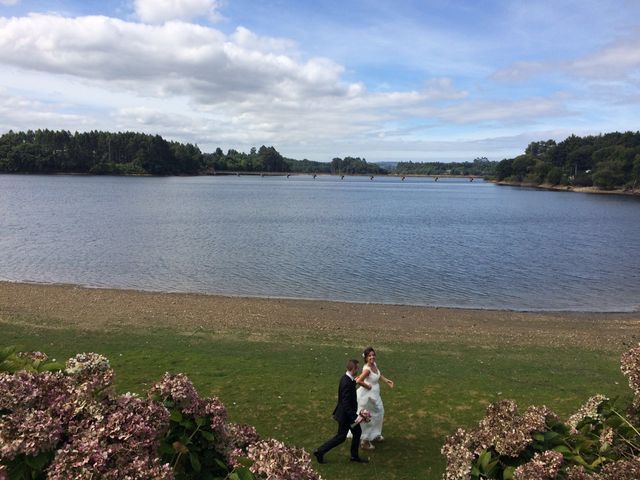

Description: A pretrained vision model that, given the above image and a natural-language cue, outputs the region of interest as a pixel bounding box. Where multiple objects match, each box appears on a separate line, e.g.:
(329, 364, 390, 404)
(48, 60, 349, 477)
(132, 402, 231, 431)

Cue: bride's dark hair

(363, 346, 375, 360)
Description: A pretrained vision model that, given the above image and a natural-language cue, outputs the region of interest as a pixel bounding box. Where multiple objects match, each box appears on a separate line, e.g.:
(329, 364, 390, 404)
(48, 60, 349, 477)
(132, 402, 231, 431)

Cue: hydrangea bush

(442, 344, 640, 480)
(0, 348, 322, 480)
(246, 439, 321, 480)
(0, 347, 63, 374)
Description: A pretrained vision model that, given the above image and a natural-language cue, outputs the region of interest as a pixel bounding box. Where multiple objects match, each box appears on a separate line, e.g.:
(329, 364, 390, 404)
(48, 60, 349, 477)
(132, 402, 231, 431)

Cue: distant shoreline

(493, 180, 640, 197)
(1, 281, 638, 350)
(2, 173, 638, 195)
(0, 171, 483, 179)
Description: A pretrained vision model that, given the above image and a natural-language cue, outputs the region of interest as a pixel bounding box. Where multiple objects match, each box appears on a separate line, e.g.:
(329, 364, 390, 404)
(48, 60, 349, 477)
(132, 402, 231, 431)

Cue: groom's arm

(338, 377, 357, 422)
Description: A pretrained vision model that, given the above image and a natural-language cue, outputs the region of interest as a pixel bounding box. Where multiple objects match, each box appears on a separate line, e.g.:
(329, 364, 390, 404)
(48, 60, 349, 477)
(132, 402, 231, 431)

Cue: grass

(1, 321, 632, 480)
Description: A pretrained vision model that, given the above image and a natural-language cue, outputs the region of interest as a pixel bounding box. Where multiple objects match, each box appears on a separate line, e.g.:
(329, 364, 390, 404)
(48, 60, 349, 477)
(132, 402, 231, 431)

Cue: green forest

(0, 130, 384, 176)
(1, 129, 639, 189)
(495, 131, 640, 190)
(394, 157, 495, 176)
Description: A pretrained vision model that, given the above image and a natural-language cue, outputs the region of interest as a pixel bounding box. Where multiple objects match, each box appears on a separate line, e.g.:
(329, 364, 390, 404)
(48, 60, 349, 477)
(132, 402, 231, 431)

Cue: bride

(351, 346, 395, 450)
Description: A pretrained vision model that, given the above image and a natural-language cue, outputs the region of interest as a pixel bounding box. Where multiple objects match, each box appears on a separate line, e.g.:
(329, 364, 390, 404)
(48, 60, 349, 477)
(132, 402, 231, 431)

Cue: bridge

(210, 171, 483, 181)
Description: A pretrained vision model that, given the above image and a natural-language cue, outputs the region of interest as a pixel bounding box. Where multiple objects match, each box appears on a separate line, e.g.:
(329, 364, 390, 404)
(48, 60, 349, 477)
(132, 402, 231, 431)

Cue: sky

(0, 1, 639, 163)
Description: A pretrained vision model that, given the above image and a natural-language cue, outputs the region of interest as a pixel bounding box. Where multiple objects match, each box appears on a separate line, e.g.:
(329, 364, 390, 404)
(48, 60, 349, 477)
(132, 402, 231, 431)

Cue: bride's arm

(356, 367, 372, 390)
(380, 372, 395, 389)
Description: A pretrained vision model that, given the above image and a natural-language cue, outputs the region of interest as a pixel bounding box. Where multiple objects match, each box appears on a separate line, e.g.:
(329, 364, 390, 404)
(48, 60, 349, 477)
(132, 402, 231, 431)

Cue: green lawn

(1, 322, 631, 480)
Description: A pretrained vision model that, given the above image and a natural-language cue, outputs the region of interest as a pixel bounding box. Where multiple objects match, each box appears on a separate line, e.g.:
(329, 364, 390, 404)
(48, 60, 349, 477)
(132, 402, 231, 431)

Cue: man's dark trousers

(316, 373, 362, 459)
(316, 417, 362, 459)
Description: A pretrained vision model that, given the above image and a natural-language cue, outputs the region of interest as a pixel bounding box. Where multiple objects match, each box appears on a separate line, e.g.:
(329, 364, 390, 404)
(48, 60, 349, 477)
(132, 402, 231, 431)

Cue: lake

(1, 174, 639, 312)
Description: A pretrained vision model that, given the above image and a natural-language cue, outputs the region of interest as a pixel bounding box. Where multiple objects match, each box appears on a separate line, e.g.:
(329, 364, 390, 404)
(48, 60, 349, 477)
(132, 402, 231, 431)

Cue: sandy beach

(1, 281, 638, 351)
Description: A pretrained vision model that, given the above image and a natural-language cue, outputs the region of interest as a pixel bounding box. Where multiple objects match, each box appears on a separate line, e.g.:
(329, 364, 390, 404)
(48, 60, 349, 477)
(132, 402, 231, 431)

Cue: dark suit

(316, 373, 362, 459)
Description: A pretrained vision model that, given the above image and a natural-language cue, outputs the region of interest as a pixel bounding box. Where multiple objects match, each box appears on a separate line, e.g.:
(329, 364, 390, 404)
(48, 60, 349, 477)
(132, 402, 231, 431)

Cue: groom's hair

(346, 359, 359, 371)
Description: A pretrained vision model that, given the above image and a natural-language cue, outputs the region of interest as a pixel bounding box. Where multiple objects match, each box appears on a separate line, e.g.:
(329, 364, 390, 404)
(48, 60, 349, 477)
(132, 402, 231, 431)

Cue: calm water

(1, 174, 639, 312)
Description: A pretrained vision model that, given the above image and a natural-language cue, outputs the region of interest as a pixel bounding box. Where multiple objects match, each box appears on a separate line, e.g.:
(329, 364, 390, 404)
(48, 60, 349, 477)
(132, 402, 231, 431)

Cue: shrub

(592, 166, 625, 190)
(546, 167, 563, 185)
(0, 349, 322, 480)
(246, 439, 321, 480)
(441, 344, 640, 479)
(150, 373, 233, 479)
(572, 172, 593, 187)
(0, 347, 63, 374)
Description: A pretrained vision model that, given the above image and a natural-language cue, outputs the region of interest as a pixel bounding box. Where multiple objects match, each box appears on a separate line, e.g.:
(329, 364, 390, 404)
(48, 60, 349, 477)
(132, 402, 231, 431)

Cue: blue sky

(0, 0, 639, 162)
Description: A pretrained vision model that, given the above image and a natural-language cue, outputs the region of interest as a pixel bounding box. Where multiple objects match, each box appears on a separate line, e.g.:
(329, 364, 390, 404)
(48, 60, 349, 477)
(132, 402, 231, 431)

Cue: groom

(314, 359, 368, 464)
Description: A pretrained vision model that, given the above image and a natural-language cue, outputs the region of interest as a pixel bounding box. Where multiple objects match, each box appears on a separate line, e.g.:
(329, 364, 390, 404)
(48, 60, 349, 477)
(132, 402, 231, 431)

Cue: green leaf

(543, 431, 563, 445)
(0, 346, 16, 364)
(170, 410, 183, 422)
(478, 450, 491, 471)
(477, 449, 499, 476)
(570, 455, 591, 468)
(576, 439, 595, 453)
(180, 418, 195, 429)
(158, 442, 175, 456)
(553, 445, 573, 454)
(196, 416, 208, 427)
(607, 416, 623, 428)
(532, 433, 545, 442)
(40, 362, 64, 372)
(201, 430, 216, 442)
(190, 453, 202, 472)
(503, 466, 515, 480)
(236, 456, 253, 467)
(233, 466, 256, 480)
(24, 451, 53, 471)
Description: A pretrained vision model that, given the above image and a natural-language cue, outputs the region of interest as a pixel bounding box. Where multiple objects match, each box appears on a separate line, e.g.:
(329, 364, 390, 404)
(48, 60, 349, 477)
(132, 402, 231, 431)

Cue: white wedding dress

(349, 365, 384, 441)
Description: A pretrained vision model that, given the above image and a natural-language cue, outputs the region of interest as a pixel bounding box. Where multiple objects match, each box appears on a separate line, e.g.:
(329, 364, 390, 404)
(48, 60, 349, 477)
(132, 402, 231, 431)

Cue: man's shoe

(350, 456, 369, 463)
(313, 450, 326, 464)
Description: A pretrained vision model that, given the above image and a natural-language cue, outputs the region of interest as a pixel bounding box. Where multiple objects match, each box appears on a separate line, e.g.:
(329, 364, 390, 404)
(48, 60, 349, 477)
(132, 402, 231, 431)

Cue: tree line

(394, 157, 495, 176)
(0, 130, 202, 175)
(7, 129, 637, 188)
(0, 129, 386, 176)
(494, 131, 640, 190)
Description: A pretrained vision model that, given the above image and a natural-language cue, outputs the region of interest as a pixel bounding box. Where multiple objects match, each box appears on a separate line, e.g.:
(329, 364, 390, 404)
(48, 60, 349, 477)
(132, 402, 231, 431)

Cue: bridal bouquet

(356, 409, 372, 423)
(350, 409, 372, 428)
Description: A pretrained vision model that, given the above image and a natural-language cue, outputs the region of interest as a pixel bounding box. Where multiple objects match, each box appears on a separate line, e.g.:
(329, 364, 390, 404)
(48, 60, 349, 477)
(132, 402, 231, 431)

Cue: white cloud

(492, 61, 546, 82)
(230, 26, 296, 54)
(0, 88, 93, 131)
(274, 130, 578, 164)
(569, 34, 640, 79)
(0, 11, 586, 162)
(0, 78, 568, 162)
(0, 13, 473, 132)
(493, 31, 640, 86)
(0, 0, 20, 5)
(433, 95, 570, 125)
(0, 15, 354, 104)
(134, 0, 222, 24)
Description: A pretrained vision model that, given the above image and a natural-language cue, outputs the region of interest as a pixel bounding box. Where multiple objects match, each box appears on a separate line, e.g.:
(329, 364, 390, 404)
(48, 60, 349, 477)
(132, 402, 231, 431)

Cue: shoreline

(494, 180, 640, 197)
(1, 281, 638, 351)
(2, 279, 638, 314)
